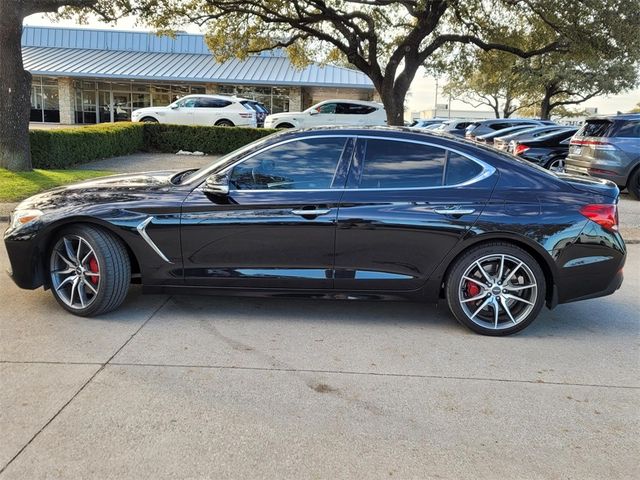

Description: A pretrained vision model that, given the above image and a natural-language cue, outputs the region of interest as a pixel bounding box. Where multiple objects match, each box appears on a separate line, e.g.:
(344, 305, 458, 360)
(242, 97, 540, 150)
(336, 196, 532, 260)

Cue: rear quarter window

(445, 153, 484, 185)
(578, 120, 614, 137)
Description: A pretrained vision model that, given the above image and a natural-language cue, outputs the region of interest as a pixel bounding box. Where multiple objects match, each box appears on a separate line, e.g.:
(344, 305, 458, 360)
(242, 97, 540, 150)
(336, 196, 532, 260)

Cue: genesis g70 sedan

(4, 127, 626, 335)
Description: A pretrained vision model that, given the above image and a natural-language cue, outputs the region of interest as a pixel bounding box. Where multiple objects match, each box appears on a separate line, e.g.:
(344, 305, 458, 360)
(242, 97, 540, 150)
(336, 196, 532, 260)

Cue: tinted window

(445, 153, 484, 185)
(336, 103, 377, 115)
(455, 122, 471, 130)
(359, 139, 445, 188)
(317, 103, 337, 114)
(230, 137, 347, 190)
(195, 98, 232, 108)
(578, 120, 614, 137)
(614, 121, 640, 137)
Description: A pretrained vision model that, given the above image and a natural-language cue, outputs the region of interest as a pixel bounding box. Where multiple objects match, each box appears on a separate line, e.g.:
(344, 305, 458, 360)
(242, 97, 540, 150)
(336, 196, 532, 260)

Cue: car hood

(16, 171, 180, 212)
(132, 106, 169, 115)
(267, 112, 304, 121)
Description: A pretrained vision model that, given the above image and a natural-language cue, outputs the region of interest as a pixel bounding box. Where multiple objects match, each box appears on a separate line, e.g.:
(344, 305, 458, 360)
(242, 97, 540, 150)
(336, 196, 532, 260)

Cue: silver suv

(565, 114, 640, 199)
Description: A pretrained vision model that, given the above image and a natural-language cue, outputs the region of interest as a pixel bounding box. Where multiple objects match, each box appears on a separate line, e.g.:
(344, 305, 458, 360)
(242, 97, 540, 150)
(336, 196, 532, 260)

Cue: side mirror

(309, 110, 319, 116)
(203, 173, 230, 197)
(170, 104, 179, 110)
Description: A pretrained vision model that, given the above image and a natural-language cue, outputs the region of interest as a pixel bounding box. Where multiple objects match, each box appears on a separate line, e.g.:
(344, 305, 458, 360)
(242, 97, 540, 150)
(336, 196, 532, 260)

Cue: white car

(264, 99, 386, 129)
(131, 94, 257, 127)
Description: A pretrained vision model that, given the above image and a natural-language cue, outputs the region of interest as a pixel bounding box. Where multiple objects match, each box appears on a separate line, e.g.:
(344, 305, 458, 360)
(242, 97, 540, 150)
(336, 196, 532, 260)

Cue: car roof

(316, 99, 383, 107)
(585, 113, 640, 121)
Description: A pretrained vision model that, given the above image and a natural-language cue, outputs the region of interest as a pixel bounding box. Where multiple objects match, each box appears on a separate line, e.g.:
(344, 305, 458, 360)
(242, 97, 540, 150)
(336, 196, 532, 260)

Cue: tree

(0, 0, 99, 171)
(436, 50, 535, 118)
(63, 0, 630, 128)
(517, 53, 639, 119)
(630, 103, 640, 114)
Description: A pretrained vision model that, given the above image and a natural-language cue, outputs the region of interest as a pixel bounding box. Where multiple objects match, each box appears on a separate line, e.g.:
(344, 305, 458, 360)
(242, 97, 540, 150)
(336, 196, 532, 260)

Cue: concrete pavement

(1, 241, 638, 479)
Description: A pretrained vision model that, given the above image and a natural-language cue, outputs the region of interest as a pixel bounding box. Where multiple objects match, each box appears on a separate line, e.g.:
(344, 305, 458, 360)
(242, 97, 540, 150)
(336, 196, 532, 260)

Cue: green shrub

(28, 123, 279, 169)
(143, 123, 277, 155)
(30, 123, 145, 169)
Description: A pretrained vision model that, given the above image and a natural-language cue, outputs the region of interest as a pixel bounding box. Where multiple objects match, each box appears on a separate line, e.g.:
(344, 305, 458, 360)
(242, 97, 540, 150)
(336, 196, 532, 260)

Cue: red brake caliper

(88, 256, 99, 285)
(466, 281, 480, 299)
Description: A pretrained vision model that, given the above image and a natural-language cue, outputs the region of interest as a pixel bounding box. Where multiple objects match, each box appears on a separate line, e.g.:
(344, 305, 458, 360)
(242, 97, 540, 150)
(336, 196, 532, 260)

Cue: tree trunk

(0, 2, 32, 171)
(539, 88, 553, 120)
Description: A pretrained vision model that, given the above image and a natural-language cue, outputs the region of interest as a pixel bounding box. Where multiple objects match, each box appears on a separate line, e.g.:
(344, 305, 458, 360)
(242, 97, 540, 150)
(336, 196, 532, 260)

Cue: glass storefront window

(70, 80, 295, 123)
(30, 76, 60, 123)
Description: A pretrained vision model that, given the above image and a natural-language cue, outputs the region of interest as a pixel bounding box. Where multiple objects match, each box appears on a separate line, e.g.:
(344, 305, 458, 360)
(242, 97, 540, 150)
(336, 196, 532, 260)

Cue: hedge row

(143, 123, 276, 155)
(30, 123, 145, 169)
(29, 122, 278, 169)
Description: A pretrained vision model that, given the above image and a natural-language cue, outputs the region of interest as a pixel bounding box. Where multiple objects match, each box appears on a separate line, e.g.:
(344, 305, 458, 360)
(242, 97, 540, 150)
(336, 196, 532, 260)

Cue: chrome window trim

(194, 134, 496, 193)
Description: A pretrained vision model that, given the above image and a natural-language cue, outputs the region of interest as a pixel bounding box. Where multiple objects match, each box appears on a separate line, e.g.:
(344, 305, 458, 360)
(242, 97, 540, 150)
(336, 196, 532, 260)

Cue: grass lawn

(0, 169, 113, 203)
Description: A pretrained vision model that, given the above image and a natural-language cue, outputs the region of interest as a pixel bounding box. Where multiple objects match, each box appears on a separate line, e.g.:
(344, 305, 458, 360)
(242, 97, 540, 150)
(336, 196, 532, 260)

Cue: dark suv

(465, 119, 553, 141)
(565, 114, 640, 199)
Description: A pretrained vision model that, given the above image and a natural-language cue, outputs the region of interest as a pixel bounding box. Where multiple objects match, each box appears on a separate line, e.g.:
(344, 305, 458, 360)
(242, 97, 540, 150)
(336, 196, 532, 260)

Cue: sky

(24, 14, 640, 116)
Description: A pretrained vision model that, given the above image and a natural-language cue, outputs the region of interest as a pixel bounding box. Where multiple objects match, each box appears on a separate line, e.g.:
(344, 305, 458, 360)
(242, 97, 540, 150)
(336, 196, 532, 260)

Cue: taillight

(580, 204, 618, 231)
(570, 139, 617, 151)
(514, 144, 530, 156)
(239, 113, 254, 118)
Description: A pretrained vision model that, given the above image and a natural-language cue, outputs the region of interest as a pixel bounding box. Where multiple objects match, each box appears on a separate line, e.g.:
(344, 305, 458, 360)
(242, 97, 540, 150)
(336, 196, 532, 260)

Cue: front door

(334, 136, 497, 291)
(181, 136, 354, 289)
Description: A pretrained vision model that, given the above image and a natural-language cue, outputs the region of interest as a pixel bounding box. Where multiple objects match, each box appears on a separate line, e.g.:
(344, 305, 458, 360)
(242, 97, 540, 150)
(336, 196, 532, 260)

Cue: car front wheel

(49, 225, 131, 316)
(446, 243, 546, 336)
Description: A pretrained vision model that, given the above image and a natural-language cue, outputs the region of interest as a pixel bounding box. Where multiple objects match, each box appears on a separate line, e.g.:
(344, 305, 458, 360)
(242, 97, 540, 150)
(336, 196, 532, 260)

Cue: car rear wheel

(446, 243, 546, 336)
(628, 168, 640, 200)
(49, 225, 131, 316)
(275, 122, 295, 129)
(140, 117, 158, 123)
(547, 157, 565, 173)
(215, 119, 234, 127)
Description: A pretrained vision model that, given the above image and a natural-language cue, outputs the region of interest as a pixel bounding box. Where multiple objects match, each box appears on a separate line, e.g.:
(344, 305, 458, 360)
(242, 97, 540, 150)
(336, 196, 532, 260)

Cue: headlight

(10, 209, 43, 229)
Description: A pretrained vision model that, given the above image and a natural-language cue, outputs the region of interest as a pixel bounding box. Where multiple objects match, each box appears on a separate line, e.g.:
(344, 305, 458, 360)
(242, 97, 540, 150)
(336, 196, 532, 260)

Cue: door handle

(291, 208, 331, 216)
(433, 207, 476, 216)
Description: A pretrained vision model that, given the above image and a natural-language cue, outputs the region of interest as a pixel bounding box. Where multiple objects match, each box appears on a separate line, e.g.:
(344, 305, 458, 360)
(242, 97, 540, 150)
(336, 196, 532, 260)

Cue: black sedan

(513, 128, 579, 172)
(4, 127, 625, 336)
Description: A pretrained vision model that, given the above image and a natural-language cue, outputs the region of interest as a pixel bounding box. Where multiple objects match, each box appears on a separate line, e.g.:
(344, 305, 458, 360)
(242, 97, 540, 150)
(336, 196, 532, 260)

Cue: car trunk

(558, 173, 619, 200)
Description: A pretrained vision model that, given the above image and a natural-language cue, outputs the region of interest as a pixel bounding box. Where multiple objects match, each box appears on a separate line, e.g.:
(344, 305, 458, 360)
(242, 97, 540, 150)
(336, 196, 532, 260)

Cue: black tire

(140, 117, 158, 123)
(445, 242, 546, 336)
(275, 122, 295, 129)
(215, 119, 234, 127)
(48, 225, 131, 316)
(627, 167, 640, 200)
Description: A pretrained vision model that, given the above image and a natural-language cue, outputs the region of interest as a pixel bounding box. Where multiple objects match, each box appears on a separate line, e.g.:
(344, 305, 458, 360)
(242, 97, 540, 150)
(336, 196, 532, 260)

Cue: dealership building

(21, 25, 376, 124)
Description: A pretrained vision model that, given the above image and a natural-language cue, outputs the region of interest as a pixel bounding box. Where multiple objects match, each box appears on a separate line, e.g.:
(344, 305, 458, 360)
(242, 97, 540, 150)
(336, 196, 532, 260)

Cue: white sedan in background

(264, 99, 386, 129)
(131, 94, 257, 127)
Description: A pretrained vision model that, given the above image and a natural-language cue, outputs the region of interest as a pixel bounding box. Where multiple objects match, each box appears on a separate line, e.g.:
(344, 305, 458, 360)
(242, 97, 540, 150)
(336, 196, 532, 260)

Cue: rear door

(192, 97, 232, 125)
(334, 136, 498, 291)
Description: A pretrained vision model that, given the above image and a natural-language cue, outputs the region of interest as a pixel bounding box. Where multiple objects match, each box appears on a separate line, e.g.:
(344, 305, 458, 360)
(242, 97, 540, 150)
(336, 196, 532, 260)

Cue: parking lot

(1, 233, 638, 478)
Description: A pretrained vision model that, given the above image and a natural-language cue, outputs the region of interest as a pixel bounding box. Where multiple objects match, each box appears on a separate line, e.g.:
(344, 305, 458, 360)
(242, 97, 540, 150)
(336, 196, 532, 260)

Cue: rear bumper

(565, 156, 629, 187)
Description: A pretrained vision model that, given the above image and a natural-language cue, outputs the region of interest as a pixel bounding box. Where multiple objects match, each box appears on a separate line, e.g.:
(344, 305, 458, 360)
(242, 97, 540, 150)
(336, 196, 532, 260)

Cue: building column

(57, 77, 75, 124)
(205, 83, 219, 94)
(288, 87, 302, 112)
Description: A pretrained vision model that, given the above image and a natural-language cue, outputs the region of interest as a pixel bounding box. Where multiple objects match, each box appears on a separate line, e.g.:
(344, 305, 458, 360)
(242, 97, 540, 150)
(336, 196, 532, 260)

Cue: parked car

(264, 100, 386, 129)
(239, 100, 270, 128)
(131, 94, 257, 127)
(465, 119, 553, 141)
(410, 118, 446, 129)
(475, 125, 539, 145)
(5, 127, 625, 336)
(432, 119, 473, 137)
(494, 125, 573, 152)
(565, 114, 640, 199)
(512, 128, 579, 172)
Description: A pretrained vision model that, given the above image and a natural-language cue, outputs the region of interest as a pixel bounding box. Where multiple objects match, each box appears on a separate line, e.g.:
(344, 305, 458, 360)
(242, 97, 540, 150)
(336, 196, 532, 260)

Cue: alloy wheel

(50, 235, 101, 310)
(458, 254, 538, 331)
(549, 158, 565, 173)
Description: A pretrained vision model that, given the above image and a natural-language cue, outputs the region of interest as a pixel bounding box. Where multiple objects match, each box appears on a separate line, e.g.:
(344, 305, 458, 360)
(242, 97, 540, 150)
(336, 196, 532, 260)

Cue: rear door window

(336, 103, 377, 115)
(614, 121, 640, 137)
(444, 153, 484, 185)
(195, 98, 233, 108)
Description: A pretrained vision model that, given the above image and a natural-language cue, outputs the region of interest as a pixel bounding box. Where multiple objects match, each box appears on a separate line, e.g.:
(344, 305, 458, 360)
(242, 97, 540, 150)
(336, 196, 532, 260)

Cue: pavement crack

(0, 296, 172, 476)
